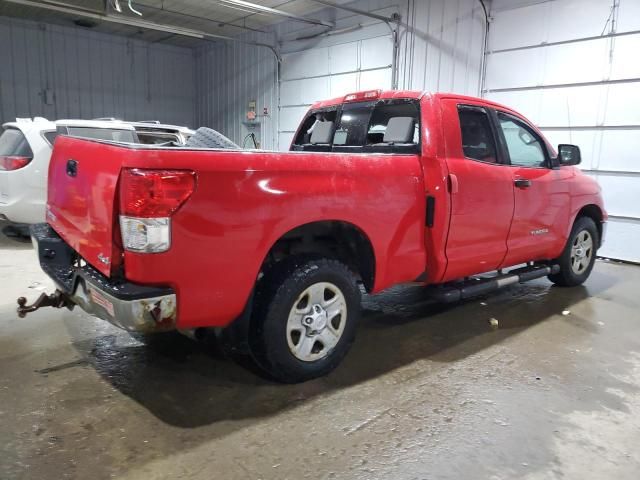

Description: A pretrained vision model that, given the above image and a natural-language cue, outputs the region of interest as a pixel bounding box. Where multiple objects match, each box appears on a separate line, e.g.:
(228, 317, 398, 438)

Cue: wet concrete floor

(1, 222, 640, 479)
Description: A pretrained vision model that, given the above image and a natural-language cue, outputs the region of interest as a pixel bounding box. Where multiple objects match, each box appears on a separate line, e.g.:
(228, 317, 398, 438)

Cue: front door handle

(514, 178, 531, 188)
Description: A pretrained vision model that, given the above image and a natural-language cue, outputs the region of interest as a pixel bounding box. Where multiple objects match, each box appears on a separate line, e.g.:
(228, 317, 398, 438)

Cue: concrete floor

(1, 222, 640, 480)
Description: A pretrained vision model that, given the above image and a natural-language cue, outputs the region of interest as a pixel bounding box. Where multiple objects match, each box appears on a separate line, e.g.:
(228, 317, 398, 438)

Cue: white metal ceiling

(0, 0, 334, 47)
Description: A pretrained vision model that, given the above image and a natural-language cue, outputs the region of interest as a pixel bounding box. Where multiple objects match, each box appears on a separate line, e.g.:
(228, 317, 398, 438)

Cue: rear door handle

(514, 178, 531, 188)
(448, 173, 459, 194)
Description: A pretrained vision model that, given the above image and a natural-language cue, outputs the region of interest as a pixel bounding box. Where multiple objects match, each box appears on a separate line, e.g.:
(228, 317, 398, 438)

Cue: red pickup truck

(19, 90, 606, 383)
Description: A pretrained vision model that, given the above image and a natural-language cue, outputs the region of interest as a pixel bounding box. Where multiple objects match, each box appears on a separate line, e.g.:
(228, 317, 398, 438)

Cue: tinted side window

(367, 101, 419, 145)
(0, 128, 33, 157)
(458, 107, 498, 163)
(497, 114, 546, 167)
(43, 130, 58, 145)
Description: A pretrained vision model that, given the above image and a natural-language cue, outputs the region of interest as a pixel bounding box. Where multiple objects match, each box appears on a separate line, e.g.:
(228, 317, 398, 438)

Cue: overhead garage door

(278, 34, 393, 150)
(485, 0, 640, 263)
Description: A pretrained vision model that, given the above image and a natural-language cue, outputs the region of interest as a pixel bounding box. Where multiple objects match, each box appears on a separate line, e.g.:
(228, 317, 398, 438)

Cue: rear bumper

(31, 223, 177, 332)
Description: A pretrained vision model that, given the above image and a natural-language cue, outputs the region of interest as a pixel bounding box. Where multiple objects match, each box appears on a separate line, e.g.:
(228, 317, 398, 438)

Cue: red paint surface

(46, 91, 606, 329)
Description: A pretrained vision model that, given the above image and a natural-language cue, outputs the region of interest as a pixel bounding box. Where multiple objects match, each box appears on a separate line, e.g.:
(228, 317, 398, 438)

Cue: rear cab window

(291, 98, 421, 154)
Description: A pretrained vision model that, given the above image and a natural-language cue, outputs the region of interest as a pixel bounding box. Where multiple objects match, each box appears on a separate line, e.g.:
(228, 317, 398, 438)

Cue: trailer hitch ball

(16, 291, 72, 318)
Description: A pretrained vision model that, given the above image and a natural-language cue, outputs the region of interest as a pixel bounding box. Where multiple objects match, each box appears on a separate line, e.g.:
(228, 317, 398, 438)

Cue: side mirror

(557, 144, 581, 166)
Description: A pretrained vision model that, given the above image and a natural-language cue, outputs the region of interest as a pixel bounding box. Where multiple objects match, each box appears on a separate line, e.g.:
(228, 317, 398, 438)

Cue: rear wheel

(249, 257, 360, 383)
(548, 216, 598, 287)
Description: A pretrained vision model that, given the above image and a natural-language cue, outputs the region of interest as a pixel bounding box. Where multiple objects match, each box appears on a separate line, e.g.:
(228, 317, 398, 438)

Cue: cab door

(440, 100, 515, 281)
(493, 110, 571, 266)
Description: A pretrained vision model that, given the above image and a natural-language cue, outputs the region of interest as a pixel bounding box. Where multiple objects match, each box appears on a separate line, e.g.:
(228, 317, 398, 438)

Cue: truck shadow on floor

(68, 269, 618, 430)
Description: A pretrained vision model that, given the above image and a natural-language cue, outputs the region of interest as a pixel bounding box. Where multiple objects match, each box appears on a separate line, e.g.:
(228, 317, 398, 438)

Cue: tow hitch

(17, 290, 74, 318)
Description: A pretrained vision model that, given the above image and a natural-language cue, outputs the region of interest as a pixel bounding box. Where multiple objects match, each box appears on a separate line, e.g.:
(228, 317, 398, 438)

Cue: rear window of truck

(292, 99, 420, 154)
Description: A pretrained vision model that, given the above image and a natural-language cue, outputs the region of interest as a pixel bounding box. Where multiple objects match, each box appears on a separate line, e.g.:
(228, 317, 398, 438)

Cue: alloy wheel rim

(570, 229, 593, 275)
(286, 282, 347, 362)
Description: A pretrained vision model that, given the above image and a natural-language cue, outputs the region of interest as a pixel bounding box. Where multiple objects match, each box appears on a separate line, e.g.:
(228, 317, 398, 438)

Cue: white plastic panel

(361, 36, 393, 69)
(329, 42, 359, 74)
(543, 38, 609, 86)
(599, 220, 640, 263)
(281, 48, 329, 80)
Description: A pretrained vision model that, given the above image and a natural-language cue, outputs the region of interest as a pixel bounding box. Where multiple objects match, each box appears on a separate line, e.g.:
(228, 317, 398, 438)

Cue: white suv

(0, 118, 194, 225)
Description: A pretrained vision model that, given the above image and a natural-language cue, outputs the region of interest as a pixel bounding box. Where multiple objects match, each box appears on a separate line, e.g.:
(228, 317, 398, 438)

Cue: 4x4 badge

(97, 253, 110, 265)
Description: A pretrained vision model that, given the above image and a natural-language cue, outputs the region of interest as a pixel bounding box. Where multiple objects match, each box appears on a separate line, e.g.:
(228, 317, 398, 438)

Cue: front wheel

(548, 216, 598, 287)
(249, 257, 361, 383)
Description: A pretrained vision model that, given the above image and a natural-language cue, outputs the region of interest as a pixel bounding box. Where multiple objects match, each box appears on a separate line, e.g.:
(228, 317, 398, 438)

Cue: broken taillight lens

(0, 155, 31, 171)
(119, 169, 196, 253)
(120, 168, 196, 218)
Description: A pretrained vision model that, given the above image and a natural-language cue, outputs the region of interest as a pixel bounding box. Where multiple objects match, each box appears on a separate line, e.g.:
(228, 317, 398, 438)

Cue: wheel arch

(575, 204, 604, 246)
(259, 220, 376, 292)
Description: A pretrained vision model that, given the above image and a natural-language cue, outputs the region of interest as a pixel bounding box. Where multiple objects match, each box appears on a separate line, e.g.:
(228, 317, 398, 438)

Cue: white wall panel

(360, 68, 392, 91)
(281, 48, 330, 80)
(329, 72, 359, 97)
(600, 220, 640, 264)
(0, 16, 195, 127)
(603, 82, 640, 125)
(490, 0, 619, 51)
(360, 36, 393, 69)
(485, 49, 546, 89)
(279, 107, 309, 132)
(329, 42, 359, 74)
(611, 34, 640, 79)
(617, 0, 640, 33)
(592, 174, 640, 219)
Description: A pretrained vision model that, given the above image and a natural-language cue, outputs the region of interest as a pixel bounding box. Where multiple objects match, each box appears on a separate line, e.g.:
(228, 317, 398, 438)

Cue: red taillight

(120, 168, 196, 217)
(0, 155, 31, 171)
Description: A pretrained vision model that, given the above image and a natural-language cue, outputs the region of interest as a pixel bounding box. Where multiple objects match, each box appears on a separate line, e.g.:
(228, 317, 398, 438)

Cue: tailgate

(47, 136, 124, 277)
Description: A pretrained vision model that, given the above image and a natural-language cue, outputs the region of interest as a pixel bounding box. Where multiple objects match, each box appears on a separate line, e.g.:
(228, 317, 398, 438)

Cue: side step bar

(428, 264, 560, 303)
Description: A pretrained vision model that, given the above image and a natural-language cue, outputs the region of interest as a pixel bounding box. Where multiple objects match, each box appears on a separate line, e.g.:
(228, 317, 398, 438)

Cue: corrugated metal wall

(0, 16, 196, 127)
(194, 0, 485, 150)
(485, 0, 640, 263)
(194, 36, 279, 150)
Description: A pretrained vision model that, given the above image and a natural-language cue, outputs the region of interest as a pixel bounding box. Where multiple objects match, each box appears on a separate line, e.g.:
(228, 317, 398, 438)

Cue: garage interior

(1, 0, 639, 478)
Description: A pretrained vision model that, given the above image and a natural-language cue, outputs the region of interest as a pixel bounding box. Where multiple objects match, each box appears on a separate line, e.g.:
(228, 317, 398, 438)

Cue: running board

(427, 264, 560, 303)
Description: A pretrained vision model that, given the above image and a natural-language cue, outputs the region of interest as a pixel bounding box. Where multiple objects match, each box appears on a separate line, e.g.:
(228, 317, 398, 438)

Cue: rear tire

(249, 257, 361, 383)
(548, 216, 598, 287)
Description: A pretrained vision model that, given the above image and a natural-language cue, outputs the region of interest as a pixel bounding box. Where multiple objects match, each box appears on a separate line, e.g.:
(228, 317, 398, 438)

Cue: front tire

(548, 216, 598, 287)
(249, 257, 361, 383)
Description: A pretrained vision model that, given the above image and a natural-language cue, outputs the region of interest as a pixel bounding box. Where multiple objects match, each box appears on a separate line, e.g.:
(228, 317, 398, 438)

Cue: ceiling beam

(310, 0, 398, 23)
(217, 0, 335, 28)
